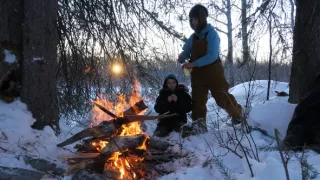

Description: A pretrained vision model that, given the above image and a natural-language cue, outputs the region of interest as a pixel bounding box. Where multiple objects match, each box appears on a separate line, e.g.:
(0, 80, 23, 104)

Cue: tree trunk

(289, 0, 295, 31)
(241, 0, 250, 66)
(0, 0, 23, 78)
(288, 0, 320, 103)
(21, 0, 60, 133)
(226, 0, 234, 86)
(267, 14, 272, 101)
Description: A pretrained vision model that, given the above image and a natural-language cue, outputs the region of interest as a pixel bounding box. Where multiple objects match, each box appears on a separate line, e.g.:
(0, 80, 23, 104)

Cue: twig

(274, 128, 290, 180)
(0, 146, 14, 153)
(242, 121, 260, 162)
(232, 125, 254, 177)
(0, 131, 8, 140)
(204, 138, 236, 180)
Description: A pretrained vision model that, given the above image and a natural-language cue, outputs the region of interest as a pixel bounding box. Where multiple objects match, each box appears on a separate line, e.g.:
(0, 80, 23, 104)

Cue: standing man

(178, 4, 243, 126)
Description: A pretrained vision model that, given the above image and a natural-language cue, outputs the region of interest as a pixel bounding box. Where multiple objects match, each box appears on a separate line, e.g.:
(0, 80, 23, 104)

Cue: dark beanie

(189, 4, 208, 18)
(163, 74, 179, 89)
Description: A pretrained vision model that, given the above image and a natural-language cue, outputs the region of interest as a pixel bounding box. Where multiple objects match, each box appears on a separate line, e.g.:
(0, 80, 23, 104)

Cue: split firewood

(63, 134, 149, 176)
(57, 113, 176, 148)
(58, 153, 100, 160)
(123, 100, 148, 116)
(74, 142, 100, 153)
(70, 136, 171, 155)
(100, 134, 148, 156)
(57, 121, 117, 148)
(63, 159, 95, 176)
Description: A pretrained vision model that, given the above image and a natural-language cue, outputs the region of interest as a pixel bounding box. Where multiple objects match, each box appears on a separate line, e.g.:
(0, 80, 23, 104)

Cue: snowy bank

(0, 80, 319, 180)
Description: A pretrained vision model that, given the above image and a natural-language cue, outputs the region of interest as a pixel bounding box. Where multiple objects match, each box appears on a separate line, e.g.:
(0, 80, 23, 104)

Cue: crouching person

(153, 74, 192, 137)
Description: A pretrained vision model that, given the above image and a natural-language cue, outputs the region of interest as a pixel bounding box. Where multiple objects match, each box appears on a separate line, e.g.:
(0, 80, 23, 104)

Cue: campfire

(57, 81, 177, 179)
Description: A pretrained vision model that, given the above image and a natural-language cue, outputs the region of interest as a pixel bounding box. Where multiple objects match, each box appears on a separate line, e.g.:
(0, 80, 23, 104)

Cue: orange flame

(90, 80, 149, 179)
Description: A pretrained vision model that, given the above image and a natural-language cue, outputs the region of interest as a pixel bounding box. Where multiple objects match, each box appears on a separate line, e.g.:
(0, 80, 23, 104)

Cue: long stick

(92, 102, 118, 118)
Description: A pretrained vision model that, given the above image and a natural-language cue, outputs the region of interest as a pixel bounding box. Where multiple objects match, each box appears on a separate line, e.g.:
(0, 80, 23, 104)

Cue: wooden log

(57, 121, 116, 148)
(63, 159, 95, 176)
(100, 134, 148, 156)
(74, 142, 99, 153)
(93, 100, 147, 118)
(123, 100, 148, 116)
(92, 102, 118, 118)
(58, 153, 99, 160)
(148, 138, 171, 151)
(63, 134, 149, 176)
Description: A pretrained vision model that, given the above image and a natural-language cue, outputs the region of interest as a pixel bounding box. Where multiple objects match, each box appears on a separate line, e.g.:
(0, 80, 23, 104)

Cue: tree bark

(0, 0, 23, 78)
(289, 0, 295, 31)
(21, 0, 60, 133)
(288, 0, 320, 103)
(241, 0, 250, 66)
(226, 0, 234, 86)
(267, 14, 272, 101)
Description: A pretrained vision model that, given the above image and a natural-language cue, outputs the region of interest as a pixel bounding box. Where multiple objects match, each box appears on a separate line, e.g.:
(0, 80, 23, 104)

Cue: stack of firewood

(57, 100, 180, 179)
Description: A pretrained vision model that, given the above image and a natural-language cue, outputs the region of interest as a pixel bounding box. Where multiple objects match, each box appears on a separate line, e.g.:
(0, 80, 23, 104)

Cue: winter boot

(181, 119, 208, 138)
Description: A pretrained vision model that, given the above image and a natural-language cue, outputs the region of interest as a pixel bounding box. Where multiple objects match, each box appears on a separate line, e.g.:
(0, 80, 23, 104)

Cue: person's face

(166, 79, 177, 91)
(190, 17, 199, 31)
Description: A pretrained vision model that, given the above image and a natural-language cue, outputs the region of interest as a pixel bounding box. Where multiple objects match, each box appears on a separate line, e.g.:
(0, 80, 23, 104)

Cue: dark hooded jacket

(283, 74, 320, 152)
(154, 75, 192, 127)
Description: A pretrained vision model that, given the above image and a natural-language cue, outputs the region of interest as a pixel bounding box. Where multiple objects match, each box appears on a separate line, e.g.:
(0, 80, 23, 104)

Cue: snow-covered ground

(1, 80, 320, 180)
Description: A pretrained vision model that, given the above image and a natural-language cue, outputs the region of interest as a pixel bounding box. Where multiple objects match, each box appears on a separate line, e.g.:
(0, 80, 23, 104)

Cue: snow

(0, 80, 320, 180)
(3, 49, 16, 64)
(0, 100, 82, 172)
(33, 57, 43, 61)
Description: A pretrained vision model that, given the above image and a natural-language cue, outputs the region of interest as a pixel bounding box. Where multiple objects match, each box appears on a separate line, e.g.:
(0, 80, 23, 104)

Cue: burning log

(74, 141, 100, 153)
(101, 134, 148, 156)
(64, 134, 149, 176)
(123, 100, 148, 116)
(58, 95, 179, 179)
(57, 113, 176, 148)
(57, 121, 117, 148)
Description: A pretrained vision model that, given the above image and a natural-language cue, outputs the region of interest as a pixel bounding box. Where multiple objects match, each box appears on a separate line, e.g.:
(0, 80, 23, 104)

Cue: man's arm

(178, 34, 194, 64)
(192, 30, 220, 67)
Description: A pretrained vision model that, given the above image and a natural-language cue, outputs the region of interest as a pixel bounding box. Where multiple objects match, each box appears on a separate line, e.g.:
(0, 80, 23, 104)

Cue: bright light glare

(112, 64, 122, 74)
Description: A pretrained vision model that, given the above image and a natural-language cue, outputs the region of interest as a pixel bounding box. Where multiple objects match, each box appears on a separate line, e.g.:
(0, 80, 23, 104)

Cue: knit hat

(163, 74, 179, 89)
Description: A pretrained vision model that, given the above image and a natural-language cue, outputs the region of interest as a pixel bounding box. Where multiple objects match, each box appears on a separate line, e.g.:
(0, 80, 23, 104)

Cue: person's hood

(160, 83, 189, 94)
(162, 74, 179, 89)
(197, 24, 215, 36)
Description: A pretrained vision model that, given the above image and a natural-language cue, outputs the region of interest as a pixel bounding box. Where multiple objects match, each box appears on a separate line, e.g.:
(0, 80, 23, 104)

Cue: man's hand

(182, 63, 194, 69)
(168, 95, 173, 102)
(171, 94, 177, 102)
